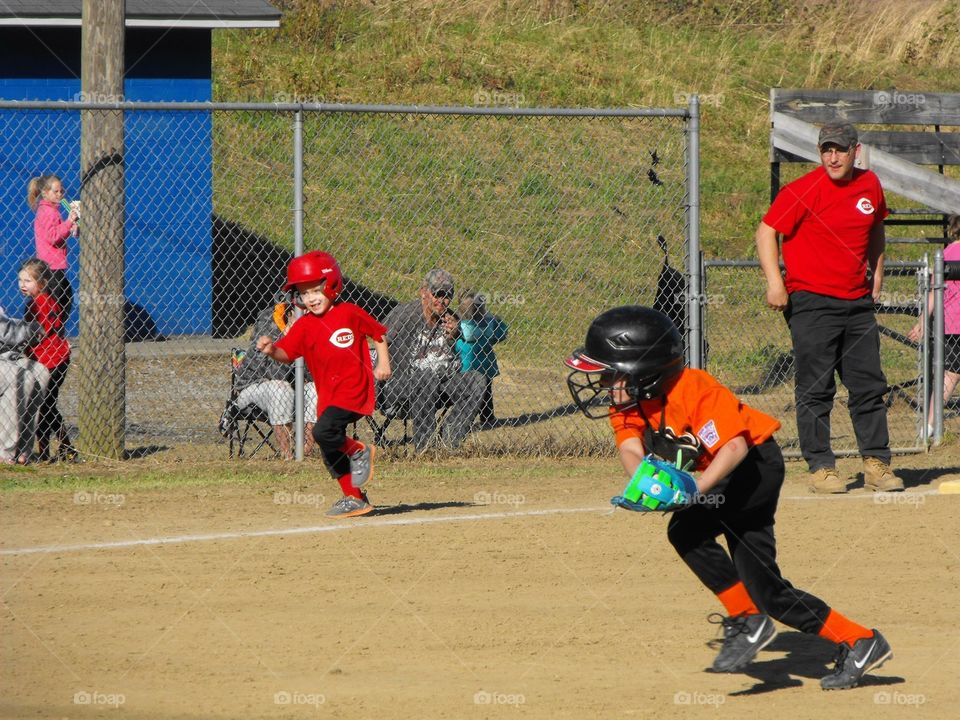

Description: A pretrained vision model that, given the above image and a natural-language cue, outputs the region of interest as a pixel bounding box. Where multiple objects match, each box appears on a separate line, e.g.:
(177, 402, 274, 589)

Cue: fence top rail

(0, 100, 690, 118)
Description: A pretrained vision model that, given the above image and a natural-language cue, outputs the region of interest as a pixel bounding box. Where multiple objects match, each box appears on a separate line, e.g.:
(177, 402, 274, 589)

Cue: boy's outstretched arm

(256, 335, 291, 363)
(371, 337, 392, 382)
(697, 435, 748, 493)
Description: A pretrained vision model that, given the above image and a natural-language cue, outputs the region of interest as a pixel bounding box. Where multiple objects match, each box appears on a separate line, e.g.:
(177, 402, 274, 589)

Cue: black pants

(381, 369, 485, 451)
(666, 439, 831, 635)
(312, 405, 362, 478)
(478, 377, 495, 424)
(38, 362, 69, 443)
(785, 291, 891, 471)
(48, 270, 73, 329)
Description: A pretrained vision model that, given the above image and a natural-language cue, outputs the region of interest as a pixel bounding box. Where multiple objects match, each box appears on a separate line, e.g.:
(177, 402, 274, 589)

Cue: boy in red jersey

(756, 122, 901, 493)
(258, 251, 391, 518)
(565, 305, 894, 690)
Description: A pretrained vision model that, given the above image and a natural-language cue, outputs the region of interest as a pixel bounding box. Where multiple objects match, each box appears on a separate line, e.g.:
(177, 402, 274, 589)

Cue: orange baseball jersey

(609, 368, 781, 471)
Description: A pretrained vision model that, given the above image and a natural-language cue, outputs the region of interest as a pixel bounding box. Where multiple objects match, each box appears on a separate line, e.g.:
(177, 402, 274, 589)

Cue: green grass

(213, 0, 960, 258)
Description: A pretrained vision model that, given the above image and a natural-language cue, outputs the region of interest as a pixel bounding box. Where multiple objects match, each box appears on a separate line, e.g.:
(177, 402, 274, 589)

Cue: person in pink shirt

(909, 214, 960, 436)
(26, 174, 78, 326)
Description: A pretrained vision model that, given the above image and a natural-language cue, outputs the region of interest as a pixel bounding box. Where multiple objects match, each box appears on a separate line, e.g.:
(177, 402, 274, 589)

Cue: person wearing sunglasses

(379, 268, 485, 452)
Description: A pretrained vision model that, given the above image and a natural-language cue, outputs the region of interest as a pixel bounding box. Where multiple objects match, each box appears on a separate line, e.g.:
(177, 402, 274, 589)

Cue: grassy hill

(213, 0, 960, 258)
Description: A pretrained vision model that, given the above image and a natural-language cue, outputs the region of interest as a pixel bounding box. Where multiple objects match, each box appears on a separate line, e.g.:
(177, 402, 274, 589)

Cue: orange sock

(340, 437, 363, 456)
(716, 581, 760, 617)
(818, 609, 873, 647)
(337, 474, 363, 499)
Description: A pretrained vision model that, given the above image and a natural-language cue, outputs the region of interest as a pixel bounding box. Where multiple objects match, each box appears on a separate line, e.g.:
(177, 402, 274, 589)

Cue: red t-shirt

(763, 166, 888, 300)
(274, 302, 386, 416)
(26, 293, 70, 370)
(609, 369, 780, 472)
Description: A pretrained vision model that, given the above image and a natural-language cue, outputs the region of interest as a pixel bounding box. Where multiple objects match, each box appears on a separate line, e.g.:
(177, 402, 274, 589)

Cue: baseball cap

(818, 122, 858, 149)
(424, 268, 454, 296)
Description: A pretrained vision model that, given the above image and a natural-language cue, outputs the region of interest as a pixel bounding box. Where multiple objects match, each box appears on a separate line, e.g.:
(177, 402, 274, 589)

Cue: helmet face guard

(565, 351, 681, 419)
(564, 305, 686, 419)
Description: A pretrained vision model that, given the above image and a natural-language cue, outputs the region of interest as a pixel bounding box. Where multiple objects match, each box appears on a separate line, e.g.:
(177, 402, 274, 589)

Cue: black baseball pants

(784, 290, 891, 471)
(666, 439, 831, 634)
(313, 405, 362, 478)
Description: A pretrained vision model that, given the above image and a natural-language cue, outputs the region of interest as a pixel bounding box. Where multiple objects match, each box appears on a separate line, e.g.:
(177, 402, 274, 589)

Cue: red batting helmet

(284, 251, 344, 300)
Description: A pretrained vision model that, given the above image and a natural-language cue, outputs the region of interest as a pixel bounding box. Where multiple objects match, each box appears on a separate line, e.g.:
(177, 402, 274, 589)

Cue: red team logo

(856, 197, 875, 214)
(330, 328, 354, 348)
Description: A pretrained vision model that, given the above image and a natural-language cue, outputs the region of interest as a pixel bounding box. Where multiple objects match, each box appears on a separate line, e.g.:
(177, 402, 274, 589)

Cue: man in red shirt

(756, 122, 901, 493)
(258, 251, 392, 518)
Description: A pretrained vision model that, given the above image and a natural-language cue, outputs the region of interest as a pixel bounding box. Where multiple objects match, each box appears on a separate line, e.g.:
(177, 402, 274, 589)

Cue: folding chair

(218, 348, 278, 458)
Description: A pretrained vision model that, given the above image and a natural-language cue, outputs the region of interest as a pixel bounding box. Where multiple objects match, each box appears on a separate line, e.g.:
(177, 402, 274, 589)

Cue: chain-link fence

(0, 101, 694, 461)
(703, 260, 929, 457)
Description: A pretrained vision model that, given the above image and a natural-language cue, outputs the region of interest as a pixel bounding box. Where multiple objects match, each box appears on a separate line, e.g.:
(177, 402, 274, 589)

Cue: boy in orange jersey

(565, 305, 893, 690)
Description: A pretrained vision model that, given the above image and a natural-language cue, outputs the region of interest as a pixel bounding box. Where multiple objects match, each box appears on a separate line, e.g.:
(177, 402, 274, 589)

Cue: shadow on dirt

(370, 500, 477, 516)
(848, 465, 960, 490)
(124, 445, 171, 460)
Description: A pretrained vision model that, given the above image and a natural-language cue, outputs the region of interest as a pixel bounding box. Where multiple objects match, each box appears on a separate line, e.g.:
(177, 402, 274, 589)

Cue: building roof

(0, 1, 281, 29)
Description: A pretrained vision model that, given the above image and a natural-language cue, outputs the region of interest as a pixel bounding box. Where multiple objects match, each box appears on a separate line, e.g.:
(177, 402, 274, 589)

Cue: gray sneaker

(325, 494, 373, 518)
(821, 630, 892, 690)
(709, 613, 777, 672)
(349, 443, 375, 487)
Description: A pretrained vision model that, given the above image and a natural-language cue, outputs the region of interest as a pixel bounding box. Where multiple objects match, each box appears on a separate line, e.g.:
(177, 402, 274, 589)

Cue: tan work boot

(809, 467, 847, 494)
(863, 457, 903, 492)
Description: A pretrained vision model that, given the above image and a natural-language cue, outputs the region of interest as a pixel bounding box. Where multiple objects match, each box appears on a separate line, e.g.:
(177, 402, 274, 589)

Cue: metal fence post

(932, 249, 945, 445)
(686, 94, 702, 368)
(293, 108, 305, 460)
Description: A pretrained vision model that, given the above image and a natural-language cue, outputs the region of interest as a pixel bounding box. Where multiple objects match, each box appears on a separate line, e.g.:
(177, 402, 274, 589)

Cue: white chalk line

(0, 505, 604, 557)
(1, 490, 949, 557)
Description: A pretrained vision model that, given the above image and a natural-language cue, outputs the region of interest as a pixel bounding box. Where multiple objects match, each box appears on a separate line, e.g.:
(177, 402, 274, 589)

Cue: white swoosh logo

(853, 640, 876, 668)
(747, 618, 768, 643)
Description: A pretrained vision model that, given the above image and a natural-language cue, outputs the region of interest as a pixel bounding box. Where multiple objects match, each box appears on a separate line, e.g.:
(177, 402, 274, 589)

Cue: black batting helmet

(565, 305, 685, 417)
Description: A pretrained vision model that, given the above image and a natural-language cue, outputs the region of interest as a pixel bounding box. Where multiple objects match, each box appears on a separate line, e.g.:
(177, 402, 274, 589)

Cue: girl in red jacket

(18, 258, 75, 462)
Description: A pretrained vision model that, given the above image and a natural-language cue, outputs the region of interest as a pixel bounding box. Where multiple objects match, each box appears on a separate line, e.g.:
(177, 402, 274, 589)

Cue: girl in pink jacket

(27, 174, 78, 325)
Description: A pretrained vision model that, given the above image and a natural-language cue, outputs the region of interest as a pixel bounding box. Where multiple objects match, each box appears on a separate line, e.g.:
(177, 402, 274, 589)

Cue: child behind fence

(455, 290, 508, 427)
(909, 214, 960, 435)
(18, 258, 76, 462)
(27, 175, 78, 325)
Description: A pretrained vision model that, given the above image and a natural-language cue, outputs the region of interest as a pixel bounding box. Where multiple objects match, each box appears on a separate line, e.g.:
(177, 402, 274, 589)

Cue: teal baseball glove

(611, 454, 699, 513)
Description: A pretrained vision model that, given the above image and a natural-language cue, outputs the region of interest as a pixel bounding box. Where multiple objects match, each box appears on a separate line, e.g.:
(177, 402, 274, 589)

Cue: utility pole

(78, 0, 126, 458)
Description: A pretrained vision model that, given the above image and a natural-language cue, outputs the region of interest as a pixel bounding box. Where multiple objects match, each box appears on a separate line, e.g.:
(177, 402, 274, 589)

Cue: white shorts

(236, 380, 318, 425)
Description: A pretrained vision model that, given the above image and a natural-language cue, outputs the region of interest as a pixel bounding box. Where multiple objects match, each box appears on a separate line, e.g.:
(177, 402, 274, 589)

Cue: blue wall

(0, 28, 213, 336)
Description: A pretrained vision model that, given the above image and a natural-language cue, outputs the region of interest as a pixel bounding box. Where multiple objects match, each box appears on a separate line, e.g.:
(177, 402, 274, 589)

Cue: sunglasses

(431, 288, 453, 300)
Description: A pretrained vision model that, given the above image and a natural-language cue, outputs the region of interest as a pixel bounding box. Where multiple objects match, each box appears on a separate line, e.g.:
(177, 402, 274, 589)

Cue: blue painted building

(0, 1, 279, 336)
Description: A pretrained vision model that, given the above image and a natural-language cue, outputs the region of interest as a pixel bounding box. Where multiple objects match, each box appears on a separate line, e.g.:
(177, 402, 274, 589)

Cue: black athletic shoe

(820, 630, 892, 690)
(709, 613, 777, 672)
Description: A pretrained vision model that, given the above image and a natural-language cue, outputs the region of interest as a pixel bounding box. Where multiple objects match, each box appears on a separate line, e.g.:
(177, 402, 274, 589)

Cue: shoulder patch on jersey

(330, 328, 354, 348)
(856, 197, 875, 215)
(697, 419, 721, 449)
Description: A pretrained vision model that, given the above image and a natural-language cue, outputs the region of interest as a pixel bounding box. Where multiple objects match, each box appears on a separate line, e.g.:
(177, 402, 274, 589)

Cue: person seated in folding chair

(379, 268, 485, 452)
(233, 298, 317, 459)
(1, 305, 50, 465)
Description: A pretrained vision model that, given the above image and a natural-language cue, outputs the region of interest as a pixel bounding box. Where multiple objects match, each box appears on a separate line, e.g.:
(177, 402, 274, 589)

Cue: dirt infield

(2, 452, 959, 719)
